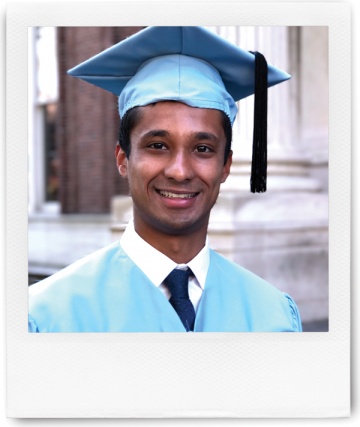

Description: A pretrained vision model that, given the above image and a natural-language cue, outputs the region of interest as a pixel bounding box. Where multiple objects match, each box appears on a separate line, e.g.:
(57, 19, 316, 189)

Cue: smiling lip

(157, 190, 199, 199)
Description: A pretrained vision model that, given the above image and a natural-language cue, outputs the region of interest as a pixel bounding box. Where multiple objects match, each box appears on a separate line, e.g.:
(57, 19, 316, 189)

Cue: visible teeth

(159, 191, 196, 199)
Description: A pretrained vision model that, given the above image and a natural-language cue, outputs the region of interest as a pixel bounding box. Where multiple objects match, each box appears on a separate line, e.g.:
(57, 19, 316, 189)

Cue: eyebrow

(142, 130, 170, 139)
(193, 132, 221, 142)
(141, 130, 220, 142)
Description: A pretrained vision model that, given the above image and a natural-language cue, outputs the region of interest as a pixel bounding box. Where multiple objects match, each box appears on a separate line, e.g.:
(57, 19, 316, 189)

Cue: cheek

(136, 151, 169, 173)
(127, 159, 158, 188)
(199, 161, 227, 186)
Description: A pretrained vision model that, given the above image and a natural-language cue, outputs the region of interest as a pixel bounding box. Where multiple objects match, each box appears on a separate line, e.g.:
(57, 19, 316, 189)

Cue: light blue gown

(28, 242, 302, 332)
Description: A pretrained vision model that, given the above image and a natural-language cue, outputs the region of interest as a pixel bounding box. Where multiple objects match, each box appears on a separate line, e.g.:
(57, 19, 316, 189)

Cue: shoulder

(28, 241, 138, 332)
(29, 242, 127, 318)
(207, 249, 302, 331)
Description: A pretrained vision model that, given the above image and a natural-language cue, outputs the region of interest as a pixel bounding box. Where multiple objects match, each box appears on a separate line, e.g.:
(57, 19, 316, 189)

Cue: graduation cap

(68, 26, 290, 193)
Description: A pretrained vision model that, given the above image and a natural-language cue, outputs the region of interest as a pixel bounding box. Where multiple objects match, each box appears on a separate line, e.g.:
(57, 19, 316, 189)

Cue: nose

(164, 151, 195, 182)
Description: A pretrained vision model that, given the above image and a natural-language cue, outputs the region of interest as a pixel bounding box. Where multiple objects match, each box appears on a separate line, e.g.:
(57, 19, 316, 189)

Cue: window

(28, 27, 59, 213)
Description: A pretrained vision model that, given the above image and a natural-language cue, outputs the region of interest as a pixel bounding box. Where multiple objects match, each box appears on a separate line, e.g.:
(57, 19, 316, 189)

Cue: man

(29, 26, 302, 332)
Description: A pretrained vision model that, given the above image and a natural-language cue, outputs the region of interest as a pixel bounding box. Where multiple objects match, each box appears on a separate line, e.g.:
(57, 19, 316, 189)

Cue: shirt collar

(120, 220, 209, 289)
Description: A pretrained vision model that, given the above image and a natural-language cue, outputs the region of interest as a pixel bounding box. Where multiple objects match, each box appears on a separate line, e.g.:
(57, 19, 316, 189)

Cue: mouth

(157, 190, 199, 199)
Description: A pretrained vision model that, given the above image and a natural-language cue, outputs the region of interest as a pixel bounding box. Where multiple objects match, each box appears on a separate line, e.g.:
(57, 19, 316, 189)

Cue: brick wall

(56, 27, 145, 213)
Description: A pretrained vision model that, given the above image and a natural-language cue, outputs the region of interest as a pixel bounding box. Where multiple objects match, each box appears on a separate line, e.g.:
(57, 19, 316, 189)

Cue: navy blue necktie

(164, 268, 196, 332)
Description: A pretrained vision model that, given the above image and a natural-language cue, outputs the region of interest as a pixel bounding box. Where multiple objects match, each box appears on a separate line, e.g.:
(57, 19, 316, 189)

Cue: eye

(195, 145, 214, 154)
(148, 142, 167, 150)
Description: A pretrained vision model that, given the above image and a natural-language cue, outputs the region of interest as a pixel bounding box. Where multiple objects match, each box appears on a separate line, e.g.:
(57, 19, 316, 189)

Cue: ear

(115, 144, 128, 177)
(221, 150, 233, 183)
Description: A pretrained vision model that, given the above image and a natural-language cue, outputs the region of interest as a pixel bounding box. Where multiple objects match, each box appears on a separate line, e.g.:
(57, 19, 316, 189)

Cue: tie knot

(164, 268, 191, 299)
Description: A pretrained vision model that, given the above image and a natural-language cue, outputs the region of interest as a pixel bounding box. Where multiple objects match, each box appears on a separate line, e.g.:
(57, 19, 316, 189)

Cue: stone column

(206, 26, 329, 325)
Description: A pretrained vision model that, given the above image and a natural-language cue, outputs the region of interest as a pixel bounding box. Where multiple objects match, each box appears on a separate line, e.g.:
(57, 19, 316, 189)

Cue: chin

(154, 214, 209, 236)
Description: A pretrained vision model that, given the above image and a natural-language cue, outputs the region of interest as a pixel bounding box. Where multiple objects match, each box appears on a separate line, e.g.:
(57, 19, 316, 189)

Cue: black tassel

(249, 51, 268, 193)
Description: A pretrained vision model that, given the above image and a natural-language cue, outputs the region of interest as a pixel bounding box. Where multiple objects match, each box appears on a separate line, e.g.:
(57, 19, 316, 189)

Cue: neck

(133, 219, 207, 264)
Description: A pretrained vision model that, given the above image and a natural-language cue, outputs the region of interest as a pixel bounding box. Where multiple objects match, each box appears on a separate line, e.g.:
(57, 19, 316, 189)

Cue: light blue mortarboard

(67, 26, 291, 192)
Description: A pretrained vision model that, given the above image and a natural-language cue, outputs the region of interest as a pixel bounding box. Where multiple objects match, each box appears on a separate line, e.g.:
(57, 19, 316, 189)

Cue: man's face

(116, 101, 232, 238)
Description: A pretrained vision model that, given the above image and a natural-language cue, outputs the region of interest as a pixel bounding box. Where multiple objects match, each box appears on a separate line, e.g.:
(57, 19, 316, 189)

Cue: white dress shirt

(120, 220, 209, 312)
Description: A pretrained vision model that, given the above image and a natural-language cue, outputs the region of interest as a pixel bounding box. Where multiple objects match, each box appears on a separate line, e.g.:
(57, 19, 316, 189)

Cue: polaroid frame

(6, 1, 350, 418)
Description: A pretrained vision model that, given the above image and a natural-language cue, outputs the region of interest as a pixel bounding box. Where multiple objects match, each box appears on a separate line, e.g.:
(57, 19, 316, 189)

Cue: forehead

(133, 101, 225, 133)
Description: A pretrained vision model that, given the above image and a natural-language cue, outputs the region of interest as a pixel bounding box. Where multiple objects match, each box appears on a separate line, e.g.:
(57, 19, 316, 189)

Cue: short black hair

(118, 105, 232, 164)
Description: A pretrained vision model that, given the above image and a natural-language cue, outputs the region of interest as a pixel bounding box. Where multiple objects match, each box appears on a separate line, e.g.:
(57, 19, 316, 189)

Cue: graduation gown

(28, 241, 302, 332)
